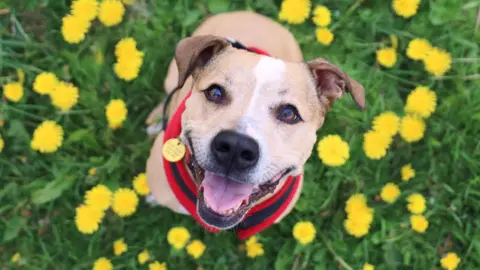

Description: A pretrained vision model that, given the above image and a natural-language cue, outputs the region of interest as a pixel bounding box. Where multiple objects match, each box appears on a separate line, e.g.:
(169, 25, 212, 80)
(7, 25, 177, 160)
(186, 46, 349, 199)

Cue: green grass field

(1, 0, 480, 269)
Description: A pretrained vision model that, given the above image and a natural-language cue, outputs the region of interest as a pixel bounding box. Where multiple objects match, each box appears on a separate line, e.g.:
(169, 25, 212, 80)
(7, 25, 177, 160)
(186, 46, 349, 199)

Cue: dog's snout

(211, 130, 259, 172)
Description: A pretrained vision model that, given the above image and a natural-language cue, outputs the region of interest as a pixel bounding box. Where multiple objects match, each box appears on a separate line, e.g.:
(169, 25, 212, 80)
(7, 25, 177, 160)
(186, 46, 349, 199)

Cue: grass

(1, 0, 480, 269)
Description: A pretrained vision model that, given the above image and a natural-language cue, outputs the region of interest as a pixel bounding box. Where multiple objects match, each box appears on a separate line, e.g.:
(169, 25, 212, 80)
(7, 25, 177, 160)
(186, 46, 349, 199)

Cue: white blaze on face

(236, 56, 286, 179)
(241, 56, 286, 138)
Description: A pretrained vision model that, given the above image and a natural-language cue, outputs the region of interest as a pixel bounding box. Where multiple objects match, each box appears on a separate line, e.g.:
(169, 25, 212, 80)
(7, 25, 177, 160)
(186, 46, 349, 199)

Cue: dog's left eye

(204, 85, 225, 104)
(276, 104, 302, 124)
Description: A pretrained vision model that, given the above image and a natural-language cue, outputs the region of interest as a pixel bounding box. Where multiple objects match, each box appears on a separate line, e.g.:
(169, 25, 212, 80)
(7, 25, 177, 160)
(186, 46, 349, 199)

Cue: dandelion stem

(5, 105, 48, 121)
(318, 232, 353, 270)
(291, 255, 301, 270)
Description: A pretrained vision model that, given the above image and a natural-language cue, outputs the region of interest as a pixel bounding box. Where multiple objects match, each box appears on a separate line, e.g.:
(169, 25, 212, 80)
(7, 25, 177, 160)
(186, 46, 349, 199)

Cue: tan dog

(146, 11, 364, 233)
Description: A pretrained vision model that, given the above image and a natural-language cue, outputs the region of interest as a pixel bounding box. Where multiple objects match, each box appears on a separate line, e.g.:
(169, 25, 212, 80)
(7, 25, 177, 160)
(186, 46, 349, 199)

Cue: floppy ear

(307, 58, 365, 110)
(174, 35, 231, 88)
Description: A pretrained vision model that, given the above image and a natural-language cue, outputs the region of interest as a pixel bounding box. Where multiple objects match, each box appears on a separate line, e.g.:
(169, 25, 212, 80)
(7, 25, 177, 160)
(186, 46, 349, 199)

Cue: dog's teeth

(221, 208, 237, 215)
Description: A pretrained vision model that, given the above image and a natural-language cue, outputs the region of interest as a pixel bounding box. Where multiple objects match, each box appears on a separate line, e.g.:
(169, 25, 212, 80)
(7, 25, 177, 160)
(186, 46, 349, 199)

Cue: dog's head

(175, 35, 365, 229)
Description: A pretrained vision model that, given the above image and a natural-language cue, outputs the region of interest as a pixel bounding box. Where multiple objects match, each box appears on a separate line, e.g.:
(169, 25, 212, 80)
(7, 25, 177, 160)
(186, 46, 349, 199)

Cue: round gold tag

(163, 138, 186, 162)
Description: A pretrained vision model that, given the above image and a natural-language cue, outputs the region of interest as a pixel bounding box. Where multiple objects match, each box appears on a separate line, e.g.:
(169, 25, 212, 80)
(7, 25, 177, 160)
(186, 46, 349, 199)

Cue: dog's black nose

(211, 130, 259, 172)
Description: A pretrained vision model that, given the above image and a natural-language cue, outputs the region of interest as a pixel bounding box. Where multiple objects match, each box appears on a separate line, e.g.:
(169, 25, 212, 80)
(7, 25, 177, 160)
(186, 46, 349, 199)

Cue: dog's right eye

(204, 85, 226, 104)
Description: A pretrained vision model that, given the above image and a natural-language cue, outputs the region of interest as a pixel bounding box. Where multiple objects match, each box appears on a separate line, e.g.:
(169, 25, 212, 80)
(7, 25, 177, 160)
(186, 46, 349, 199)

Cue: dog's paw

(145, 194, 161, 207)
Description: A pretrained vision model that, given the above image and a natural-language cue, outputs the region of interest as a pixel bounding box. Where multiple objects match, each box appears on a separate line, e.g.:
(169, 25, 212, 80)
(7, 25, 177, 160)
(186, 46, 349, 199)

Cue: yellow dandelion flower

(410, 214, 428, 233)
(17, 69, 25, 84)
(312, 5, 331, 27)
(89, 168, 97, 176)
(186, 240, 206, 259)
(390, 35, 399, 49)
(149, 261, 167, 270)
(93, 257, 113, 270)
(344, 194, 374, 238)
(376, 47, 397, 68)
(245, 236, 264, 258)
(348, 206, 374, 225)
(167, 226, 191, 250)
(401, 164, 415, 182)
(33, 72, 58, 95)
(71, 0, 98, 22)
(406, 193, 426, 214)
(399, 115, 425, 143)
(113, 238, 128, 256)
(292, 221, 316, 245)
(123, 0, 134, 4)
(407, 38, 431, 61)
(3, 82, 23, 102)
(345, 194, 368, 214)
(380, 183, 401, 203)
(246, 241, 264, 258)
(114, 57, 143, 81)
(278, 0, 311, 25)
(115, 37, 139, 59)
(317, 134, 350, 167)
(31, 121, 64, 153)
(61, 14, 91, 44)
(112, 188, 139, 217)
(405, 86, 437, 118)
(423, 47, 452, 77)
(137, 249, 150, 265)
(75, 204, 104, 234)
(245, 235, 259, 246)
(113, 38, 144, 81)
(0, 135, 4, 153)
(11, 252, 21, 263)
(344, 217, 372, 238)
(50, 81, 80, 111)
(363, 130, 392, 160)
(85, 184, 112, 211)
(441, 252, 461, 270)
(372, 111, 400, 136)
(106, 99, 128, 129)
(392, 0, 421, 19)
(133, 173, 150, 196)
(315, 28, 334, 46)
(363, 263, 374, 270)
(98, 0, 125, 27)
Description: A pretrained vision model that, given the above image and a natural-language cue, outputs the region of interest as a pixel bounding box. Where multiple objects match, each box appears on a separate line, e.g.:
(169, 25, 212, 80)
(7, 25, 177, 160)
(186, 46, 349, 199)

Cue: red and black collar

(161, 39, 302, 239)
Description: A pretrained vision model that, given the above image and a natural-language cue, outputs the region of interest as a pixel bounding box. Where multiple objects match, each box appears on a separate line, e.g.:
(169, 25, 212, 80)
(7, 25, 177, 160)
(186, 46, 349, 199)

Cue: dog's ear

(307, 58, 365, 110)
(175, 35, 230, 88)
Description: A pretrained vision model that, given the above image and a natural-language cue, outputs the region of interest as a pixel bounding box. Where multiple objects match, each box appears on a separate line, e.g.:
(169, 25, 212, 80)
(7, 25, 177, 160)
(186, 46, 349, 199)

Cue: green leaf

(182, 11, 203, 28)
(207, 0, 229, 14)
(3, 216, 27, 242)
(274, 242, 295, 270)
(6, 119, 30, 142)
(65, 129, 91, 144)
(428, 0, 461, 26)
(0, 182, 18, 200)
(31, 175, 76, 205)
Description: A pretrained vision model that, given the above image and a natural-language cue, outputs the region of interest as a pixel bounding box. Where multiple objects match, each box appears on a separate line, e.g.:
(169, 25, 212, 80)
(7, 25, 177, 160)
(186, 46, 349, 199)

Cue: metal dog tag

(163, 138, 186, 162)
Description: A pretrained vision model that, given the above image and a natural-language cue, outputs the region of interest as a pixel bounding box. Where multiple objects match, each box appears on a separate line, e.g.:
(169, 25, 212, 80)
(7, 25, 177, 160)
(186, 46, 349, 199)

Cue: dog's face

(174, 36, 365, 229)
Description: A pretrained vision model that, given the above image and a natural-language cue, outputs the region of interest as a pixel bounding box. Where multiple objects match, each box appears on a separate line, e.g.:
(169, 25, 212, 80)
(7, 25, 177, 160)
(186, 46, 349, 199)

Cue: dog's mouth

(188, 156, 291, 229)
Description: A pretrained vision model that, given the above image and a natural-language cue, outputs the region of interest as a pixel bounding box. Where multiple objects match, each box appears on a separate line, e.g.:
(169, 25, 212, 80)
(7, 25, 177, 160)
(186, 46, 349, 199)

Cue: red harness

(161, 46, 302, 240)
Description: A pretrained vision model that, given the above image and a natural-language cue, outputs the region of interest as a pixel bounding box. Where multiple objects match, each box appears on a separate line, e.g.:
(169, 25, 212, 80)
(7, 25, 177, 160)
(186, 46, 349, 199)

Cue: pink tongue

(202, 171, 255, 213)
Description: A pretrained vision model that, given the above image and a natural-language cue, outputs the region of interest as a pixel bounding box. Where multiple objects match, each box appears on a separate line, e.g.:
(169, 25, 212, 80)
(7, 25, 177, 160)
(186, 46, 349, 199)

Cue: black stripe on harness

(170, 162, 196, 203)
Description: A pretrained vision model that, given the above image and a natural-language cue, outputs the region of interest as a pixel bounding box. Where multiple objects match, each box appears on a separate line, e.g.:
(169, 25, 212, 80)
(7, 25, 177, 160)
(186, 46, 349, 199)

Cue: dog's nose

(211, 130, 259, 172)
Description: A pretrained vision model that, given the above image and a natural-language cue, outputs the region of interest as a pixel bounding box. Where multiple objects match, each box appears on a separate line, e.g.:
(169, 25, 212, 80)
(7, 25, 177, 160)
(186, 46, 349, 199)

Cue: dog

(146, 11, 365, 239)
